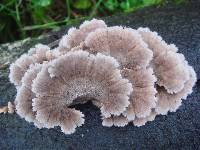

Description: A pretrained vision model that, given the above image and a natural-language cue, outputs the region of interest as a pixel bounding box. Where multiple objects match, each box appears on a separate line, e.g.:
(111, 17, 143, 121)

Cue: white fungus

(32, 50, 132, 134)
(2, 19, 196, 134)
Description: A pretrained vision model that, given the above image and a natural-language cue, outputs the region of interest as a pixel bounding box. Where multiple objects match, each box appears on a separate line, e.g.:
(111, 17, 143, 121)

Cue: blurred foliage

(0, 0, 186, 43)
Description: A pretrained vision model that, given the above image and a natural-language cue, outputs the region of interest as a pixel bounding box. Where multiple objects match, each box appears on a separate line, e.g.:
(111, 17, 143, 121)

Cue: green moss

(0, 0, 186, 43)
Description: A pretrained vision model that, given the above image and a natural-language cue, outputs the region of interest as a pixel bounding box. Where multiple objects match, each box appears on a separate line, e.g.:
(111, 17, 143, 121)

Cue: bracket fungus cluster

(1, 19, 196, 134)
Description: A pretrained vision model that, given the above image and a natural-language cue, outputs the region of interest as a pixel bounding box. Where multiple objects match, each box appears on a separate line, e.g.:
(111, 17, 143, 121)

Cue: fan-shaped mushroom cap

(32, 50, 133, 134)
(122, 68, 157, 119)
(15, 64, 44, 128)
(153, 52, 189, 93)
(100, 68, 157, 127)
(84, 26, 153, 69)
(137, 28, 178, 56)
(59, 19, 107, 52)
(155, 66, 197, 115)
(83, 26, 157, 126)
(9, 44, 52, 87)
(28, 44, 53, 61)
(128, 65, 196, 125)
(9, 54, 34, 87)
(138, 27, 190, 93)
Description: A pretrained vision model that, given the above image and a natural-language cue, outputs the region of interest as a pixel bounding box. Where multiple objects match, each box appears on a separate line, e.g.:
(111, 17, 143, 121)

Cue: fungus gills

(1, 19, 196, 134)
(32, 50, 132, 134)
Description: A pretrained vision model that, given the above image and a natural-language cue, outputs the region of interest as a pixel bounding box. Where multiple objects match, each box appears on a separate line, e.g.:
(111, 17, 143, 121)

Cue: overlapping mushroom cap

(32, 50, 132, 134)
(83, 26, 153, 69)
(62, 25, 158, 126)
(15, 64, 44, 128)
(59, 19, 107, 53)
(9, 44, 55, 87)
(7, 18, 196, 134)
(58, 20, 196, 127)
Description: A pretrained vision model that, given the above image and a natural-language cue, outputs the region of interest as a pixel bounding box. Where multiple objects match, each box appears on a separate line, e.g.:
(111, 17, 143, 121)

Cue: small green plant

(0, 0, 186, 43)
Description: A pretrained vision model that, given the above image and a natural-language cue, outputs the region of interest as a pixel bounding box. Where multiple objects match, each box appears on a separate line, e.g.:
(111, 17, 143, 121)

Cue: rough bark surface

(0, 1, 200, 149)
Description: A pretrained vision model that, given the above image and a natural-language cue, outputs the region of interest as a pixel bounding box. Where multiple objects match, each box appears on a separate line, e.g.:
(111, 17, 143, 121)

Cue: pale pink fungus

(32, 50, 132, 134)
(4, 19, 196, 134)
(59, 19, 107, 53)
(9, 44, 52, 87)
(15, 64, 44, 128)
